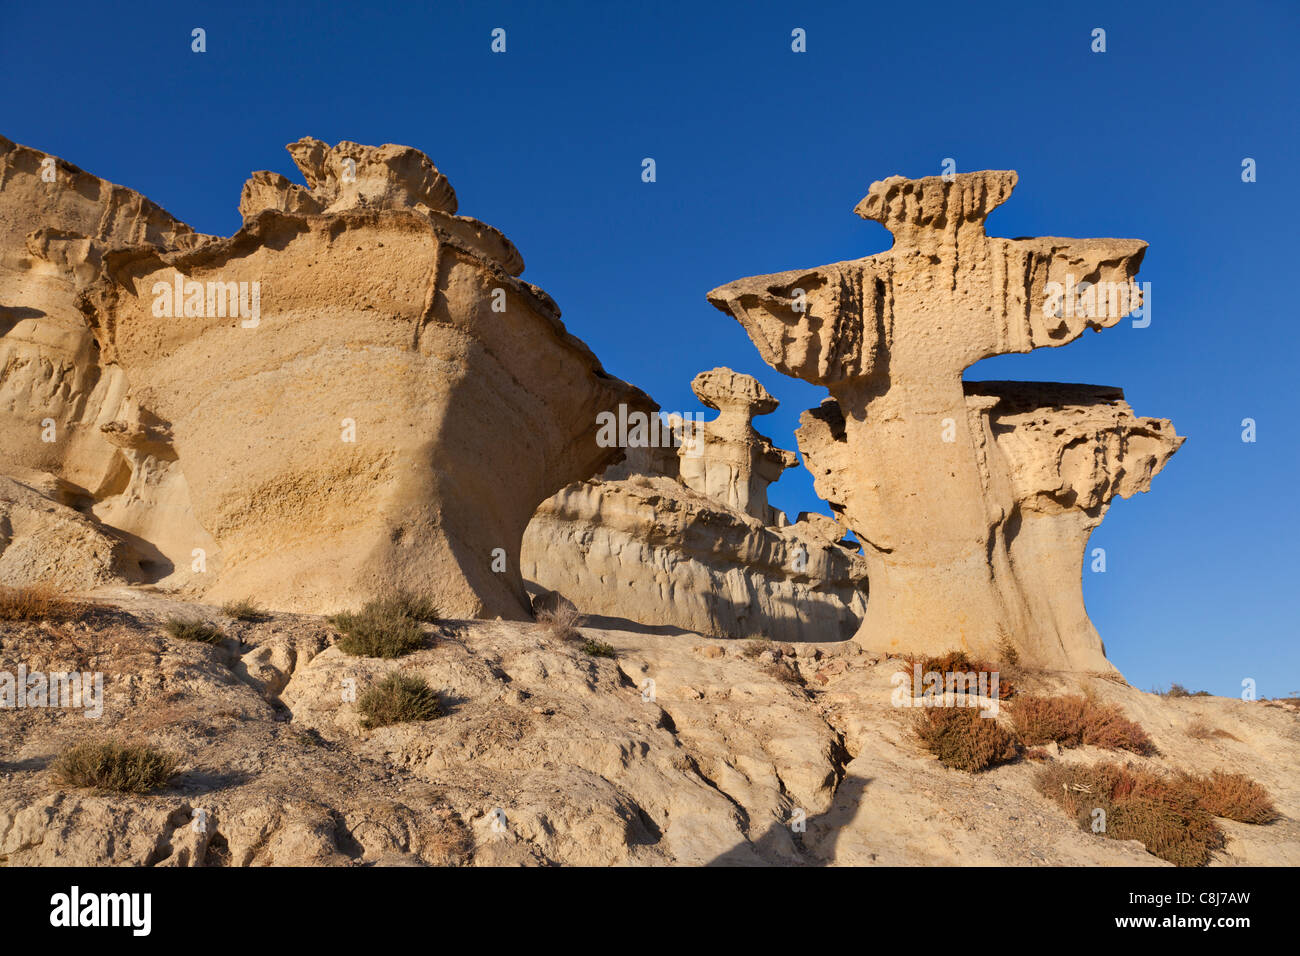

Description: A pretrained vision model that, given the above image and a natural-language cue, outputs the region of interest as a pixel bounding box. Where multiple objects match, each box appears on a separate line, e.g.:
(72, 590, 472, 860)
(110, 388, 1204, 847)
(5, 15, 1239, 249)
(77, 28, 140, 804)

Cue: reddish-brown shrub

(1037, 761, 1224, 866)
(1012, 694, 1155, 755)
(1180, 770, 1279, 824)
(913, 706, 1020, 772)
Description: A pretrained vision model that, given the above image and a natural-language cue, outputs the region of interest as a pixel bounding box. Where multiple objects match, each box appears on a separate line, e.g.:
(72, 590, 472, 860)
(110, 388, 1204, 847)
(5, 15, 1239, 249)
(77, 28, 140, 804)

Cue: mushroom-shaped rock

(709, 170, 1181, 671)
(78, 138, 653, 618)
(678, 367, 798, 523)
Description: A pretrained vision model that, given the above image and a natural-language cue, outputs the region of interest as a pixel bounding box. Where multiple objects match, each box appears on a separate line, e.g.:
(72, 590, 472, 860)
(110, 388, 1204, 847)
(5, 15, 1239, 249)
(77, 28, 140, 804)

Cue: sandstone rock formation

(523, 368, 868, 641)
(72, 137, 652, 617)
(677, 367, 798, 523)
(0, 475, 144, 588)
(708, 171, 1184, 671)
(0, 134, 215, 585)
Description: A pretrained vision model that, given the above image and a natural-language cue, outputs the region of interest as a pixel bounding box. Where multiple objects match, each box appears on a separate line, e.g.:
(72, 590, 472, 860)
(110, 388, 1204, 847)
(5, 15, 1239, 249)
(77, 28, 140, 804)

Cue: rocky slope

(2, 591, 1294, 866)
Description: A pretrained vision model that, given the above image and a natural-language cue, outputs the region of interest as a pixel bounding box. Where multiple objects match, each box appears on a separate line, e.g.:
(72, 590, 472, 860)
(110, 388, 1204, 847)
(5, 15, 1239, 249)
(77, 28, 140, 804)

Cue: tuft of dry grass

(163, 616, 226, 646)
(357, 672, 443, 729)
(53, 740, 178, 794)
(1036, 761, 1224, 866)
(764, 660, 803, 686)
(913, 706, 1020, 772)
(425, 809, 474, 865)
(330, 591, 438, 658)
(0, 583, 77, 622)
(221, 598, 265, 622)
(1179, 770, 1279, 824)
(1186, 718, 1239, 742)
(1012, 694, 1155, 755)
(536, 604, 583, 643)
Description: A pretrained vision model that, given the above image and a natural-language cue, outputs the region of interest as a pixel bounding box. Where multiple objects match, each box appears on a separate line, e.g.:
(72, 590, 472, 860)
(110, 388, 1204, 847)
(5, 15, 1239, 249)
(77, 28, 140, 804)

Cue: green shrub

(579, 638, 616, 658)
(330, 592, 438, 658)
(384, 590, 441, 623)
(53, 741, 178, 794)
(357, 673, 443, 729)
(913, 706, 1020, 772)
(164, 617, 225, 646)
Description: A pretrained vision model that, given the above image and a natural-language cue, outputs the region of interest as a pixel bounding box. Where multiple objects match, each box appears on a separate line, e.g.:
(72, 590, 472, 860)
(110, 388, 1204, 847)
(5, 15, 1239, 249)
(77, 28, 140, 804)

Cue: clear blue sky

(3, 0, 1295, 696)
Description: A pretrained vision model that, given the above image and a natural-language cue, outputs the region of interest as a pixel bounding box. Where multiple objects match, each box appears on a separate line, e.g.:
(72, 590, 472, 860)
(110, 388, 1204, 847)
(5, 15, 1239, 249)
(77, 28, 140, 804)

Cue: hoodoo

(708, 171, 1184, 671)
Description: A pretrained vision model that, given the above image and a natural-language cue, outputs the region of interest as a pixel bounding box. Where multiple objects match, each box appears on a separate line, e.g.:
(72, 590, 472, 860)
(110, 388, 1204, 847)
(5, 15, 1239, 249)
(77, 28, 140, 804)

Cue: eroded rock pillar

(709, 170, 1183, 670)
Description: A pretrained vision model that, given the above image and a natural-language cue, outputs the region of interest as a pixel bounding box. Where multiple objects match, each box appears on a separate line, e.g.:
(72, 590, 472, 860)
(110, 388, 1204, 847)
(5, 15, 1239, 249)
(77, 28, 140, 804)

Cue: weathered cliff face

(523, 474, 869, 642)
(523, 368, 868, 642)
(0, 134, 215, 585)
(709, 171, 1183, 671)
(74, 137, 653, 617)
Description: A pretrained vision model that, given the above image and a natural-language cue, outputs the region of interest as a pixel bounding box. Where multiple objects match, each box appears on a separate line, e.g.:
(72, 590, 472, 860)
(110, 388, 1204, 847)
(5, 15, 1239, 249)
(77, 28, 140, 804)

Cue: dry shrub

(1163, 683, 1211, 698)
(1012, 694, 1088, 745)
(741, 639, 771, 659)
(53, 740, 178, 794)
(1012, 694, 1155, 755)
(913, 706, 1020, 772)
(996, 639, 1020, 667)
(536, 604, 583, 642)
(1180, 770, 1279, 824)
(425, 810, 474, 865)
(1036, 761, 1224, 866)
(357, 673, 443, 729)
(0, 583, 77, 622)
(764, 660, 803, 686)
(1186, 718, 1239, 742)
(908, 650, 1016, 699)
